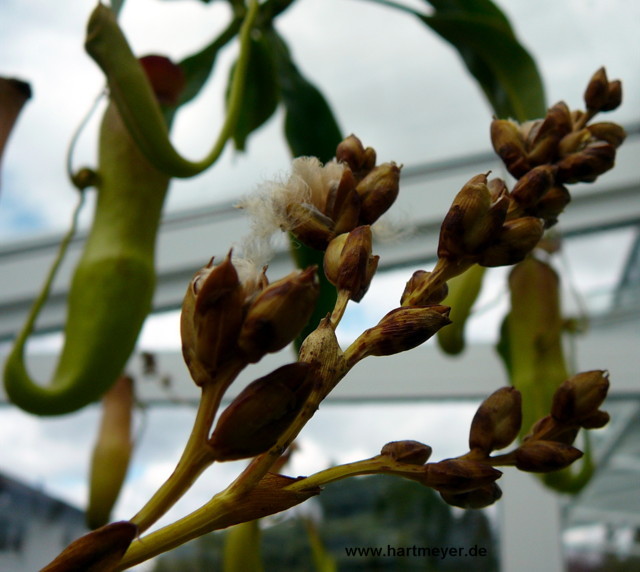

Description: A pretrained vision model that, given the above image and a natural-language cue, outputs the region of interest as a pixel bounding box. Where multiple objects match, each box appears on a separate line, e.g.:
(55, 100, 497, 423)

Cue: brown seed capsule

(336, 134, 377, 179)
(438, 174, 508, 260)
(40, 521, 138, 572)
(557, 128, 591, 157)
(587, 122, 627, 148)
(355, 162, 401, 225)
(349, 305, 451, 362)
(584, 67, 610, 111)
(546, 101, 574, 138)
(526, 106, 571, 165)
(328, 171, 361, 236)
(551, 370, 610, 423)
(556, 141, 616, 183)
(440, 482, 503, 509)
(510, 165, 556, 209)
(181, 254, 247, 385)
(523, 414, 557, 442)
(476, 217, 544, 267)
(381, 440, 432, 465)
(579, 409, 610, 429)
(487, 176, 509, 200)
(239, 267, 319, 362)
(491, 119, 530, 178)
(324, 226, 379, 302)
(209, 363, 314, 461)
(424, 459, 502, 493)
(400, 270, 449, 306)
(535, 184, 571, 228)
(469, 387, 522, 453)
(602, 79, 622, 111)
(515, 440, 583, 473)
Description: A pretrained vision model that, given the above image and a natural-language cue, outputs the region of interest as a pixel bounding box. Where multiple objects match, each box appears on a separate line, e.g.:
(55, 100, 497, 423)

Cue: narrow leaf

(265, 28, 342, 161)
(420, 12, 546, 120)
(177, 17, 243, 107)
(225, 31, 280, 151)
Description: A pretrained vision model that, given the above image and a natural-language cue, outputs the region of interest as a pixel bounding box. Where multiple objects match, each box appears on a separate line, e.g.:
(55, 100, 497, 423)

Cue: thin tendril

(65, 89, 106, 185)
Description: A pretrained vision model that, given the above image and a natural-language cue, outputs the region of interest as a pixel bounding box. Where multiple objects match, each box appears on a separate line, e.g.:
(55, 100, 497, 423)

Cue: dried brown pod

(469, 387, 522, 453)
(440, 482, 503, 509)
(510, 165, 556, 210)
(349, 305, 451, 362)
(534, 184, 571, 228)
(601, 79, 622, 111)
(336, 134, 376, 180)
(180, 254, 249, 385)
(400, 270, 449, 306)
(424, 459, 502, 493)
(515, 440, 583, 473)
(239, 267, 319, 362)
(324, 226, 379, 302)
(40, 521, 137, 572)
(381, 440, 433, 465)
(587, 122, 626, 148)
(355, 162, 401, 225)
(551, 370, 610, 423)
(491, 119, 530, 178)
(209, 363, 314, 461)
(579, 410, 610, 429)
(556, 141, 616, 183)
(584, 67, 610, 112)
(438, 173, 508, 260)
(476, 217, 544, 267)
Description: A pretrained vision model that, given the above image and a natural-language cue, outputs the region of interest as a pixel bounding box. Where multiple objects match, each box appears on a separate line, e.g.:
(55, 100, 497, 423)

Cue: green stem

(284, 455, 425, 491)
(130, 363, 242, 533)
(329, 289, 350, 327)
(119, 490, 236, 569)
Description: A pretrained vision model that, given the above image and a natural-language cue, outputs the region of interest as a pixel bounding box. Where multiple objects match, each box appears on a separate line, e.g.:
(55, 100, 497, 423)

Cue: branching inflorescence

(43, 67, 624, 571)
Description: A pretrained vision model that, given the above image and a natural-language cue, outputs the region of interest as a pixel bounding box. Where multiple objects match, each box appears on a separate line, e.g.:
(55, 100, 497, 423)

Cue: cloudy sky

(1, 0, 639, 567)
(1, 0, 638, 238)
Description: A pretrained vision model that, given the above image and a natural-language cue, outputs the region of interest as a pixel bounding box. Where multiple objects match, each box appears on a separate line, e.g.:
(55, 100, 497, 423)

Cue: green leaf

(420, 10, 546, 120)
(424, 0, 515, 35)
(377, 0, 546, 121)
(177, 18, 243, 108)
(225, 32, 281, 151)
(264, 28, 342, 162)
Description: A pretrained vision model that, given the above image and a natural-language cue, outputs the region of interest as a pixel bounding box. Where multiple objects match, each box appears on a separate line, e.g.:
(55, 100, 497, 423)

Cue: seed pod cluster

(550, 370, 610, 427)
(280, 135, 401, 250)
(180, 253, 319, 385)
(437, 173, 544, 267)
(490, 68, 625, 227)
(509, 370, 610, 473)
